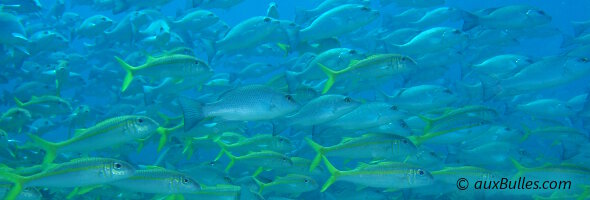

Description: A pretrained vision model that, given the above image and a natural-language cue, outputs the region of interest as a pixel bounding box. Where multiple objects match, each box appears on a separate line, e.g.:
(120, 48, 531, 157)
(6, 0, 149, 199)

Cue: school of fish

(1, 0, 590, 199)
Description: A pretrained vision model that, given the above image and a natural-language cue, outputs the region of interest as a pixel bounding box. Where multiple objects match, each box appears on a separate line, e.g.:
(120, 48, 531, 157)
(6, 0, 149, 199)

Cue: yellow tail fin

(114, 56, 135, 92)
(26, 133, 59, 165)
(318, 63, 338, 94)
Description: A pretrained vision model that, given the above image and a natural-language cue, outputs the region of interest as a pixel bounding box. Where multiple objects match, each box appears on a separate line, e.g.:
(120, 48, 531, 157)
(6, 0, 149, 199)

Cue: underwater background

(1, 0, 590, 199)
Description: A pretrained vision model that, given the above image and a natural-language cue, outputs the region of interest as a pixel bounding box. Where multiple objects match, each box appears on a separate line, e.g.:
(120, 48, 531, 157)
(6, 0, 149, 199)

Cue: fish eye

(577, 57, 589, 63)
(101, 17, 106, 21)
(537, 10, 546, 15)
(285, 95, 294, 101)
(137, 118, 144, 123)
(443, 89, 452, 94)
(452, 29, 460, 34)
(360, 6, 370, 11)
(44, 31, 49, 34)
(401, 57, 407, 61)
(263, 17, 271, 22)
(343, 97, 352, 103)
(209, 161, 216, 166)
(349, 49, 357, 54)
(159, 26, 164, 31)
(402, 139, 408, 144)
(399, 120, 408, 128)
(207, 13, 214, 17)
(418, 169, 424, 175)
(304, 179, 309, 183)
(390, 105, 398, 110)
(114, 163, 122, 169)
(44, 121, 49, 125)
(504, 127, 511, 131)
(183, 178, 189, 184)
(429, 151, 436, 156)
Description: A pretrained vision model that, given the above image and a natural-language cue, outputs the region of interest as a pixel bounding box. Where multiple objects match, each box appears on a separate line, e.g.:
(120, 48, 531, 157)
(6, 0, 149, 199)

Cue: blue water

(1, 0, 590, 199)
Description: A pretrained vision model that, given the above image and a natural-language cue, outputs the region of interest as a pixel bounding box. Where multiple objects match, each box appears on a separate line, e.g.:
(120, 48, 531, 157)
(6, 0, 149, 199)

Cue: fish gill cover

(0, 0, 590, 199)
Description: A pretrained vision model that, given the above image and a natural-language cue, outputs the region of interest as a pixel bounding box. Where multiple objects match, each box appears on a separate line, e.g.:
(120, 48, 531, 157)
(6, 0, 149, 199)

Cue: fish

(25, 115, 159, 164)
(109, 168, 201, 194)
(27, 118, 57, 134)
(0, 107, 32, 133)
(171, 9, 219, 33)
(510, 159, 590, 193)
(12, 82, 54, 101)
(266, 2, 279, 19)
(319, 54, 418, 94)
(463, 5, 552, 31)
(14, 95, 71, 117)
(410, 105, 499, 145)
(27, 30, 69, 55)
(322, 102, 409, 130)
(138, 19, 171, 46)
(285, 48, 362, 90)
(74, 15, 113, 39)
(214, 134, 294, 155)
(480, 56, 590, 99)
(114, 53, 212, 92)
(321, 157, 433, 192)
(0, 12, 28, 55)
(469, 54, 534, 79)
(284, 95, 360, 127)
(380, 84, 458, 112)
(0, 1, 588, 199)
(179, 85, 300, 131)
(295, 0, 370, 24)
(214, 16, 281, 55)
(408, 7, 465, 28)
(0, 157, 135, 200)
(254, 174, 318, 197)
(515, 99, 577, 118)
(306, 133, 417, 171)
(393, 27, 467, 55)
(218, 150, 293, 172)
(299, 4, 379, 42)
